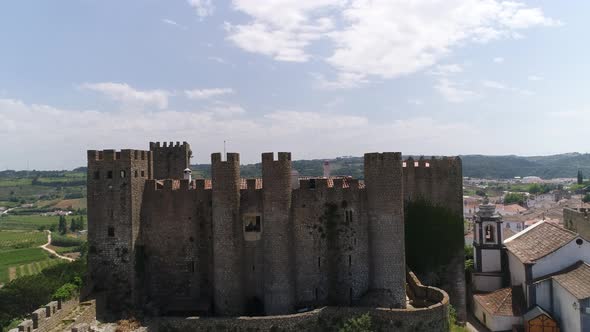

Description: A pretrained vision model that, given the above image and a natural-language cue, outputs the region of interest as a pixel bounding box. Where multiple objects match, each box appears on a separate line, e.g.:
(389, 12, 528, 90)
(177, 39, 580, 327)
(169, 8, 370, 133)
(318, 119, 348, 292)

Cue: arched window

(485, 224, 495, 243)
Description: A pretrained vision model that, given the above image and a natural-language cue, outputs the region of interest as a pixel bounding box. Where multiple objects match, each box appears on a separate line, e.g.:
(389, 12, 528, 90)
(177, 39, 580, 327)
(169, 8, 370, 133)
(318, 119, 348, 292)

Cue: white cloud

(187, 0, 214, 19)
(528, 75, 544, 81)
(481, 80, 534, 95)
(493, 57, 505, 63)
(225, 0, 343, 62)
(0, 97, 478, 169)
(161, 18, 186, 29)
(311, 72, 369, 89)
(482, 80, 506, 89)
(408, 99, 424, 106)
(80, 82, 170, 109)
(208, 56, 228, 64)
(430, 64, 463, 76)
(185, 88, 234, 100)
(435, 78, 479, 103)
(226, 0, 558, 87)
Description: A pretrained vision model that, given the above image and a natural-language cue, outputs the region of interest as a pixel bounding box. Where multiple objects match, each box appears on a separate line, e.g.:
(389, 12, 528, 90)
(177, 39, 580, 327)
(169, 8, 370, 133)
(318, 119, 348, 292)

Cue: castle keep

(87, 142, 463, 318)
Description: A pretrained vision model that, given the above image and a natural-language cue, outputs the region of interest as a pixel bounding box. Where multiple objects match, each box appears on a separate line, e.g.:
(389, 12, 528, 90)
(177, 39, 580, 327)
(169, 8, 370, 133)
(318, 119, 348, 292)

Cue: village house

(472, 210, 590, 331)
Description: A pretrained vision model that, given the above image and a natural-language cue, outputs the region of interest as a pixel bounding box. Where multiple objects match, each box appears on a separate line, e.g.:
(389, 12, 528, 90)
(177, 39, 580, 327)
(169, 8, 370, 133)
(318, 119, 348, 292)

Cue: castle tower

(364, 152, 406, 308)
(262, 152, 295, 315)
(211, 153, 244, 315)
(87, 149, 152, 314)
(149, 141, 191, 179)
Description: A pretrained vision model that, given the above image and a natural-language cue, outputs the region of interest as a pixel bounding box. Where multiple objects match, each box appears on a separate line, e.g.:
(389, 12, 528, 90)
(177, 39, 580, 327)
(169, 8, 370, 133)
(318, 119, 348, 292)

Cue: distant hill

(3, 153, 588, 181)
(460, 153, 590, 179)
(192, 153, 590, 180)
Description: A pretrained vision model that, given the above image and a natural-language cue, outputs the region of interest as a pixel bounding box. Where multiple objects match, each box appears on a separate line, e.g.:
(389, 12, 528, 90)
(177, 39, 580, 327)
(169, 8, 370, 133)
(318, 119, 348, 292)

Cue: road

(40, 231, 75, 262)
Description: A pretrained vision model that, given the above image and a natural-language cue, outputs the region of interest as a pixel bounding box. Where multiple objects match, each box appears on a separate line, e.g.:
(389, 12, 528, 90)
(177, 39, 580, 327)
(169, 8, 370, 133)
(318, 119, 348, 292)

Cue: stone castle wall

(86, 149, 151, 313)
(402, 157, 465, 321)
(564, 207, 590, 240)
(87, 144, 462, 321)
(152, 273, 449, 332)
(149, 141, 190, 180)
(10, 299, 96, 332)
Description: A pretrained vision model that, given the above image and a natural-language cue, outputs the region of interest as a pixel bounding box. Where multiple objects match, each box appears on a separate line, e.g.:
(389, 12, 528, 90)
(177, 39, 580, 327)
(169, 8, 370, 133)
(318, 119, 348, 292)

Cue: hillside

(192, 153, 590, 180)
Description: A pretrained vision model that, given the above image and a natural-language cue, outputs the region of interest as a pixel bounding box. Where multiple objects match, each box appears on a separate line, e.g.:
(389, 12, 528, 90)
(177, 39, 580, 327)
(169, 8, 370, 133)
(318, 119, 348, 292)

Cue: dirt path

(8, 267, 16, 281)
(41, 231, 75, 262)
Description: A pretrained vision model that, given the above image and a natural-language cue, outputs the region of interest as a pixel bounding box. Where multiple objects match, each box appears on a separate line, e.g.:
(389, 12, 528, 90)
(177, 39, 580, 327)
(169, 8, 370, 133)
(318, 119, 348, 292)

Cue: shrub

(52, 283, 79, 301)
(51, 234, 84, 247)
(339, 313, 372, 332)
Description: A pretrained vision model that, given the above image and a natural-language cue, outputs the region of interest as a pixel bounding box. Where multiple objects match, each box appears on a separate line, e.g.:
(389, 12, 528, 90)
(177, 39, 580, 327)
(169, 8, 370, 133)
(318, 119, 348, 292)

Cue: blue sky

(0, 1, 587, 169)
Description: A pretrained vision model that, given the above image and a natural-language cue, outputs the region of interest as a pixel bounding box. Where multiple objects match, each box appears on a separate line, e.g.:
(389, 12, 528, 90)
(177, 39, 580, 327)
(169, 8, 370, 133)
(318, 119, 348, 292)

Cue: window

(309, 179, 316, 189)
(93, 171, 100, 180)
(189, 261, 195, 273)
(134, 170, 138, 178)
(485, 224, 495, 243)
(108, 226, 115, 237)
(318, 257, 321, 268)
(348, 255, 352, 267)
(107, 171, 113, 179)
(244, 215, 261, 232)
(141, 170, 145, 177)
(120, 170, 126, 178)
(576, 238, 584, 245)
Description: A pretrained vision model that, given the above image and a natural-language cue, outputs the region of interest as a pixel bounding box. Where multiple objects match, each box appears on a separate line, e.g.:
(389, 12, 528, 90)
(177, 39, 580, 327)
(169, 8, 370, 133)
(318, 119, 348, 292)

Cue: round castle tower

(262, 152, 295, 315)
(211, 152, 244, 315)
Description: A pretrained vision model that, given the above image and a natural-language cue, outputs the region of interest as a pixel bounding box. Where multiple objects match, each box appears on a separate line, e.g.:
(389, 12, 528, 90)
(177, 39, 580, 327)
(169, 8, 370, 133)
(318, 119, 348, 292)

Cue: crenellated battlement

(87, 149, 150, 162)
(297, 177, 363, 191)
(149, 141, 189, 149)
(212, 152, 240, 164)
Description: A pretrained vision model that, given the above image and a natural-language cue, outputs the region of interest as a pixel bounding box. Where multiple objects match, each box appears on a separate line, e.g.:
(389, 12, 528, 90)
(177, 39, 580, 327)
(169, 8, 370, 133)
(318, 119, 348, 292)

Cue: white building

(473, 221, 590, 331)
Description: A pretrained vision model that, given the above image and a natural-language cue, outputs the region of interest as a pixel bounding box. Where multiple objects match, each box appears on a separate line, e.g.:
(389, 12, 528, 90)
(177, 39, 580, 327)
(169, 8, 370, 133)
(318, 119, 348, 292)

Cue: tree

(583, 194, 590, 203)
(58, 215, 67, 235)
(504, 193, 524, 205)
(339, 313, 372, 332)
(578, 169, 584, 185)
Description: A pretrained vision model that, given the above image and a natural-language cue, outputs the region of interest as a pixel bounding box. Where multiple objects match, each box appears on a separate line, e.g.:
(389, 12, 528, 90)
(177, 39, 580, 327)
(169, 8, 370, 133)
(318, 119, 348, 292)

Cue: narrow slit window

(141, 170, 145, 177)
(348, 255, 352, 267)
(107, 171, 113, 179)
(318, 257, 321, 269)
(134, 170, 138, 178)
(108, 226, 115, 237)
(309, 179, 316, 189)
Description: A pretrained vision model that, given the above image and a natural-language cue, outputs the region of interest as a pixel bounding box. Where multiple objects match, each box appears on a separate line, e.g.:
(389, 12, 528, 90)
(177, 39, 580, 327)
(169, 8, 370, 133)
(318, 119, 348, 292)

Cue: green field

(0, 214, 59, 230)
(0, 247, 53, 284)
(0, 231, 47, 250)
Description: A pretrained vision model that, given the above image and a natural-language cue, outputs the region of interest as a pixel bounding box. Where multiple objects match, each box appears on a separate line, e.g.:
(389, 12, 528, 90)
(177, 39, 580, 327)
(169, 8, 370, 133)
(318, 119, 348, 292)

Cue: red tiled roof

(504, 221, 577, 263)
(553, 262, 590, 300)
(474, 286, 525, 317)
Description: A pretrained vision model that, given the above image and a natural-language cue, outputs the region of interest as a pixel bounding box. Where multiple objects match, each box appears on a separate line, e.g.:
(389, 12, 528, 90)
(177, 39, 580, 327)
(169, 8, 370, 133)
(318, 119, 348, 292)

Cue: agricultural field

(0, 214, 60, 230)
(0, 247, 55, 284)
(0, 231, 47, 250)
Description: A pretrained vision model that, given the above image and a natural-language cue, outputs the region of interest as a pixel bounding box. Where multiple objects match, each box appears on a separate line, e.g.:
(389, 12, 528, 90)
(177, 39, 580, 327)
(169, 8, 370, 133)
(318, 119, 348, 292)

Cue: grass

(0, 247, 51, 284)
(14, 258, 61, 279)
(0, 214, 59, 230)
(0, 230, 47, 250)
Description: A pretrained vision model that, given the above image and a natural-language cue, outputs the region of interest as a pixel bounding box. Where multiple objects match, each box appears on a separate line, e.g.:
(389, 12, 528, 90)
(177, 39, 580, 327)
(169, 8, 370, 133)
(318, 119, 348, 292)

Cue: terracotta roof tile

(553, 262, 590, 300)
(474, 286, 525, 317)
(504, 221, 577, 263)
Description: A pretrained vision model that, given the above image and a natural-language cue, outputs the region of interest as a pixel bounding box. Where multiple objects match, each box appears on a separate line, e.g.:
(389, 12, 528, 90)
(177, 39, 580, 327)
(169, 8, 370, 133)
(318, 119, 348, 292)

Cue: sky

(0, 1, 588, 170)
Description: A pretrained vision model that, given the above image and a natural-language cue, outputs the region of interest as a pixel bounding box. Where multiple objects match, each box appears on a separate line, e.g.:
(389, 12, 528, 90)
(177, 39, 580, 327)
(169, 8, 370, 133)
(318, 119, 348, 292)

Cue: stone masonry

(87, 141, 463, 318)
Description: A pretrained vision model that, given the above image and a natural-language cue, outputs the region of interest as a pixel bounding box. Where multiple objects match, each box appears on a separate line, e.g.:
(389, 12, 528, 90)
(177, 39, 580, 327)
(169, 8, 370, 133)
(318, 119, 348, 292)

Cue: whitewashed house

(472, 220, 590, 331)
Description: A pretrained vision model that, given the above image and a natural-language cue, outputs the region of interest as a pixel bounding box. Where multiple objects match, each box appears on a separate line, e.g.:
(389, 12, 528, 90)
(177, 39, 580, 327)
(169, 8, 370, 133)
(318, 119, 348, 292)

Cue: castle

(86, 142, 464, 319)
